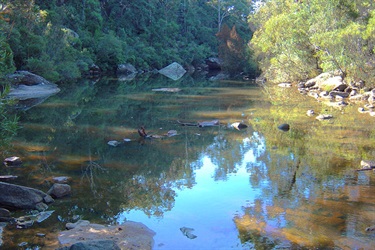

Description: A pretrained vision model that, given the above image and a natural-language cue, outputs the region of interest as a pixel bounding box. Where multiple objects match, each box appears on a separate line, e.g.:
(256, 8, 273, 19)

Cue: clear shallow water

(1, 75, 375, 249)
(116, 134, 265, 249)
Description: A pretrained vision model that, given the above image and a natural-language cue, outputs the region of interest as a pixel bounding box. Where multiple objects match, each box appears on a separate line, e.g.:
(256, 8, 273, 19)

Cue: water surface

(1, 75, 374, 249)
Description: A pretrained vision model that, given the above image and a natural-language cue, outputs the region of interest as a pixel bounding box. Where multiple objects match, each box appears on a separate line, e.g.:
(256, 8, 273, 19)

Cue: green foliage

(0, 0, 256, 82)
(0, 34, 15, 74)
(250, 0, 375, 85)
(95, 32, 126, 72)
(25, 57, 59, 81)
(0, 84, 19, 148)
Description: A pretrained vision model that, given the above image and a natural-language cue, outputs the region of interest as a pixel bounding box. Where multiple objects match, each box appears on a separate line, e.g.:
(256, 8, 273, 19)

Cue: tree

(249, 0, 375, 84)
(208, 0, 251, 32)
(217, 24, 246, 73)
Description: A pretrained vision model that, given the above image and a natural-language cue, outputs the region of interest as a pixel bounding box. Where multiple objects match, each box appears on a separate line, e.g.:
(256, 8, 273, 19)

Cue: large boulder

(205, 57, 222, 71)
(0, 181, 54, 210)
(158, 62, 186, 80)
(117, 63, 137, 81)
(117, 63, 137, 75)
(7, 70, 52, 86)
(58, 220, 155, 249)
(6, 71, 60, 100)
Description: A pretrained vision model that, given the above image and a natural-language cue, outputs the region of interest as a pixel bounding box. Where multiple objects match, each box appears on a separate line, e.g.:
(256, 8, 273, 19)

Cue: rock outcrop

(6, 71, 60, 100)
(296, 71, 375, 116)
(5, 71, 60, 110)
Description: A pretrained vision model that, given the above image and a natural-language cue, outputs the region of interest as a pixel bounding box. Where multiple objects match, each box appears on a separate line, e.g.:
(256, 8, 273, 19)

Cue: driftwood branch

(177, 120, 220, 127)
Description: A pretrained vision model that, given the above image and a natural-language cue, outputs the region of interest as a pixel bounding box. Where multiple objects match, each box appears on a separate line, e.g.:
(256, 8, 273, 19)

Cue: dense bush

(249, 0, 375, 85)
(0, 0, 254, 82)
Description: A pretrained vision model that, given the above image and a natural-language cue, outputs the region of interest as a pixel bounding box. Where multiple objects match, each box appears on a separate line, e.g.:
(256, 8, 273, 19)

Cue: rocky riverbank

(277, 71, 375, 117)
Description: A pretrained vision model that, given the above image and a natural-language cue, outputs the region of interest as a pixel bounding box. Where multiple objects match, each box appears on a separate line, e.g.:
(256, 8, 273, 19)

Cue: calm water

(1, 75, 375, 249)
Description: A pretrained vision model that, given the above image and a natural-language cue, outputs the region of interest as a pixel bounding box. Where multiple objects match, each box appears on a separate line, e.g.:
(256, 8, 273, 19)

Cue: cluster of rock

(0, 156, 72, 248)
(1, 155, 156, 249)
(113, 57, 226, 81)
(294, 71, 375, 116)
(277, 71, 375, 175)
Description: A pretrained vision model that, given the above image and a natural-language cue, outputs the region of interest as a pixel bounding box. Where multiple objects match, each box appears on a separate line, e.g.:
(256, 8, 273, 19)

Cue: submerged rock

(278, 123, 290, 132)
(316, 114, 333, 120)
(47, 183, 71, 198)
(231, 122, 248, 130)
(278, 82, 292, 88)
(57, 240, 120, 250)
(107, 140, 121, 147)
(52, 176, 71, 184)
(3, 156, 22, 166)
(306, 110, 315, 116)
(180, 227, 197, 239)
(152, 88, 181, 92)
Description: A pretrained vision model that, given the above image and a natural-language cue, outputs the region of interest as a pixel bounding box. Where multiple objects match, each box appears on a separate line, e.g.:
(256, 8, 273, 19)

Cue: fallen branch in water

(137, 127, 178, 139)
(177, 120, 220, 127)
(356, 167, 375, 172)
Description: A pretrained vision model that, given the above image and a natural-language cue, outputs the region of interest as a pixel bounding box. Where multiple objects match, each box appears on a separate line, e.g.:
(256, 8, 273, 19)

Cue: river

(1, 75, 374, 249)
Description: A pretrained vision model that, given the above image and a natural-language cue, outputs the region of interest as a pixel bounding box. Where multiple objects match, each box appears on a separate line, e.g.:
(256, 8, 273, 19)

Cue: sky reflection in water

(116, 133, 265, 249)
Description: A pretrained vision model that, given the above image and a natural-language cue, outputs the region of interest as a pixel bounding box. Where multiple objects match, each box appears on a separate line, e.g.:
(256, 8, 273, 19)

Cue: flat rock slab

(8, 84, 60, 100)
(58, 221, 155, 250)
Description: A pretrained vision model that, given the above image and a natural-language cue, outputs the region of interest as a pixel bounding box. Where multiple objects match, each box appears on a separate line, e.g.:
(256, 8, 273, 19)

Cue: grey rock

(47, 183, 71, 198)
(360, 160, 375, 169)
(36, 210, 54, 223)
(0, 182, 54, 210)
(66, 220, 91, 230)
(59, 240, 120, 250)
(180, 227, 197, 239)
(3, 156, 22, 166)
(278, 124, 290, 132)
(306, 110, 315, 116)
(6, 71, 60, 100)
(107, 140, 121, 147)
(159, 62, 186, 80)
(59, 221, 155, 249)
(316, 114, 333, 120)
(329, 91, 349, 98)
(16, 215, 34, 228)
(117, 63, 137, 75)
(278, 82, 292, 88)
(205, 57, 222, 70)
(52, 176, 71, 184)
(35, 202, 49, 212)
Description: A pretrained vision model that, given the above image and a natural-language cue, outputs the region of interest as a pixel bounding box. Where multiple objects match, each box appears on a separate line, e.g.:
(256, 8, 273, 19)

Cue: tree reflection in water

(4, 77, 375, 249)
